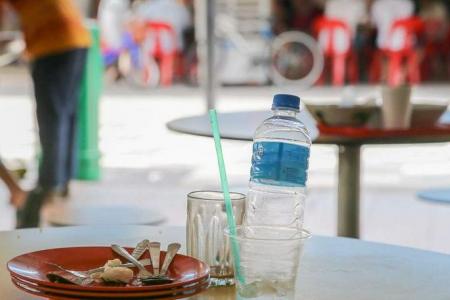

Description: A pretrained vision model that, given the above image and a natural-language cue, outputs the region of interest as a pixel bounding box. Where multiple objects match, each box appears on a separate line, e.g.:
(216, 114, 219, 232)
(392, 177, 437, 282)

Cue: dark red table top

(317, 124, 450, 145)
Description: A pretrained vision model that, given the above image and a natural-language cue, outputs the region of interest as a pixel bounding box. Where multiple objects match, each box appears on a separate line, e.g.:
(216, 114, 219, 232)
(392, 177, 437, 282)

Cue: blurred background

(0, 0, 449, 252)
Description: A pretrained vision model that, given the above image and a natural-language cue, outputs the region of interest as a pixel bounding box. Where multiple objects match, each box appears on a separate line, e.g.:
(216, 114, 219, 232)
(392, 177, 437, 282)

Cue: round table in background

(167, 110, 320, 141)
(167, 111, 450, 238)
(2, 225, 450, 300)
(418, 188, 450, 204)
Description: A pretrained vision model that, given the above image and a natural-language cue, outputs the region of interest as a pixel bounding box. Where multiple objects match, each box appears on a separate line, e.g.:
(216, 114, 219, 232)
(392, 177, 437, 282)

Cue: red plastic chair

(386, 17, 423, 85)
(143, 21, 178, 86)
(370, 17, 424, 85)
(314, 17, 358, 86)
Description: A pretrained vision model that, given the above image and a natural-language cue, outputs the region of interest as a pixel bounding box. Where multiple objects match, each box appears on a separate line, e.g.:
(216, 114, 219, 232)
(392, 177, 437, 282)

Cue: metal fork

(140, 242, 180, 284)
(46, 262, 91, 279)
(46, 259, 152, 277)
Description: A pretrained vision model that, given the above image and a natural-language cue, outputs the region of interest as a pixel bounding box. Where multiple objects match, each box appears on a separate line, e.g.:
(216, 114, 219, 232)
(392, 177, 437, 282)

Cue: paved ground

(1, 66, 450, 253)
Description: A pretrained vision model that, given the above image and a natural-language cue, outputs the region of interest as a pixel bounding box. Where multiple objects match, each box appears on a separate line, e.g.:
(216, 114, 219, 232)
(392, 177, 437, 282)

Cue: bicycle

(187, 13, 324, 87)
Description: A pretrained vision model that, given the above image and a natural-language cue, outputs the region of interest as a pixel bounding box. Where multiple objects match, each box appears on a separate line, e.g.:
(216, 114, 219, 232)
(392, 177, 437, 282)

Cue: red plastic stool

(314, 17, 357, 86)
(143, 21, 178, 86)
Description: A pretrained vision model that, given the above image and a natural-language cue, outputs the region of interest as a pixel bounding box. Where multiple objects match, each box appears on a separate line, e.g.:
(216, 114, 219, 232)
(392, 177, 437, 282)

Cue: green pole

(76, 20, 102, 180)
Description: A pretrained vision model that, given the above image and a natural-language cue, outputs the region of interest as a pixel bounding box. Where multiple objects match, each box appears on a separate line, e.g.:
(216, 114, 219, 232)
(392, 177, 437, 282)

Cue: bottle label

(250, 141, 309, 187)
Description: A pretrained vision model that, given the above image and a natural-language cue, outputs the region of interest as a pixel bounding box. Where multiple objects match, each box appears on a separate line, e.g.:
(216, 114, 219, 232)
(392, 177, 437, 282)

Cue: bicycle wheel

(270, 31, 323, 87)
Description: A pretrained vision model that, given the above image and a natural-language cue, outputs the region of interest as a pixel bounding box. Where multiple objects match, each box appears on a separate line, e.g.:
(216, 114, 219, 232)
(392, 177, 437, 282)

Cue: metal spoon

(111, 244, 152, 279)
(149, 242, 161, 276)
(160, 243, 181, 276)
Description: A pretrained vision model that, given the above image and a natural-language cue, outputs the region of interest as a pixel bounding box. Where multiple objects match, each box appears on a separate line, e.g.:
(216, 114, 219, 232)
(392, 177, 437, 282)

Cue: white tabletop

(167, 110, 319, 141)
(1, 225, 450, 300)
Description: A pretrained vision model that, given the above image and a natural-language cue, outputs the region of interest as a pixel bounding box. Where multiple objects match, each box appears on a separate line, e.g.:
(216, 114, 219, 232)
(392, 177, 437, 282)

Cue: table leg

(337, 145, 361, 238)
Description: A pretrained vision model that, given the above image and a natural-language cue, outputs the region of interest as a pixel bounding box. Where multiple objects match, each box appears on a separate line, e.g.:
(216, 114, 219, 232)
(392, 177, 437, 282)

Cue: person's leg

(35, 92, 70, 190)
(17, 53, 68, 228)
(63, 49, 87, 189)
(63, 112, 77, 197)
(17, 48, 87, 228)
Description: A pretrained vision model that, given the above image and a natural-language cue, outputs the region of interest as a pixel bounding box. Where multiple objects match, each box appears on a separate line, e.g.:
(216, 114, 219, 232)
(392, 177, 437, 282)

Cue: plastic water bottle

(244, 94, 311, 229)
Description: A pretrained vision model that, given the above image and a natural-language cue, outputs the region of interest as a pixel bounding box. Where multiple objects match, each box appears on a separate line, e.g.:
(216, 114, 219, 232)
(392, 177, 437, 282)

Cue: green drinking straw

(208, 109, 245, 285)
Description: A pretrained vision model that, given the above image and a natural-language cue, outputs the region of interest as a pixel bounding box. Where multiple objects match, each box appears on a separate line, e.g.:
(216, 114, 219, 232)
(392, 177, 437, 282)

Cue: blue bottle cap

(272, 94, 300, 111)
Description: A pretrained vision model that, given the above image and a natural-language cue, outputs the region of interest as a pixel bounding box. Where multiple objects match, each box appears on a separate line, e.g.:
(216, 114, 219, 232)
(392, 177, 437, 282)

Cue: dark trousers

(31, 48, 87, 189)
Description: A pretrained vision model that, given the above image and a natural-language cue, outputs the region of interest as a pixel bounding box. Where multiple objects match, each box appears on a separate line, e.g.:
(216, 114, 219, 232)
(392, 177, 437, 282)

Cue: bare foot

(10, 188, 27, 209)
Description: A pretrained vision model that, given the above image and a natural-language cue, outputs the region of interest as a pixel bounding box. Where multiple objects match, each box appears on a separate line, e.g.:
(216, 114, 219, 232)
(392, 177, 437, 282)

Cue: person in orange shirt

(1, 0, 91, 228)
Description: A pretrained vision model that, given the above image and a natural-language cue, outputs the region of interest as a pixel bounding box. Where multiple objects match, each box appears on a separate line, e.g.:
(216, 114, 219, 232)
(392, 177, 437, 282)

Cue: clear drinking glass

(186, 191, 245, 286)
(225, 226, 311, 300)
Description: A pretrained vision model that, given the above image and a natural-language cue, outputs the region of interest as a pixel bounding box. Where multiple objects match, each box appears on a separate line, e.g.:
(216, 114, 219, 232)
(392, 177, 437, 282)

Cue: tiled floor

(1, 67, 450, 253)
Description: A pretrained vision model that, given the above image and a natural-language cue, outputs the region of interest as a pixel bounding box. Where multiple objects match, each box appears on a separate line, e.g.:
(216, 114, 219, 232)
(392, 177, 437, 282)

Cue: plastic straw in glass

(208, 109, 244, 284)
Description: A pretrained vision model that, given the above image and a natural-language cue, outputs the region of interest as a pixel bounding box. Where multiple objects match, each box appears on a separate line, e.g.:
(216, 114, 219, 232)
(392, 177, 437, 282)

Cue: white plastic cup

(225, 226, 311, 300)
(381, 85, 412, 129)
